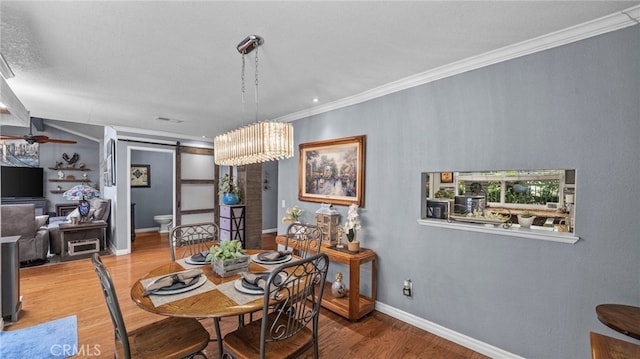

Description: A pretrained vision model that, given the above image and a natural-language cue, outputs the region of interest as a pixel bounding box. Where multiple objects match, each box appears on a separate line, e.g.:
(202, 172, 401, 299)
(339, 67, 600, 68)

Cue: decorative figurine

(57, 170, 65, 179)
(331, 272, 347, 298)
(62, 152, 79, 166)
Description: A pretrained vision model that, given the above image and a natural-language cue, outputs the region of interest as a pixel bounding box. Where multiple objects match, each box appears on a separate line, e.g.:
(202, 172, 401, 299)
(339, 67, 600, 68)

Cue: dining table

(130, 249, 295, 358)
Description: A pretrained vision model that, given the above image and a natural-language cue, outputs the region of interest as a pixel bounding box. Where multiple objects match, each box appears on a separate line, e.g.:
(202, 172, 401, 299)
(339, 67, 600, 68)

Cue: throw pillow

(35, 215, 49, 231)
(90, 198, 109, 221)
(66, 208, 80, 220)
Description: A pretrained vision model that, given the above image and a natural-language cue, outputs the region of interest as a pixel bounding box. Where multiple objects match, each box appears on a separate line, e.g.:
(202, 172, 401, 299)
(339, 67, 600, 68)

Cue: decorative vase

(347, 241, 360, 252)
(222, 193, 239, 205)
(331, 272, 347, 298)
(517, 214, 536, 228)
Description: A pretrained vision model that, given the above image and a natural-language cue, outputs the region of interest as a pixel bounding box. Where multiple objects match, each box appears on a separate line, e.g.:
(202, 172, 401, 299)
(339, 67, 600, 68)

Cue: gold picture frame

(299, 135, 366, 207)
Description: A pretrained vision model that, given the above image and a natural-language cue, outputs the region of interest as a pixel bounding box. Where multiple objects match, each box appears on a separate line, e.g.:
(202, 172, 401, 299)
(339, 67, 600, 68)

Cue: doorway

(127, 146, 175, 252)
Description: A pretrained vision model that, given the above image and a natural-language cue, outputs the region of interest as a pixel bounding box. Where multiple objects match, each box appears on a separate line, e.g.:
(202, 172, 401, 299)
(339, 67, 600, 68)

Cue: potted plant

(343, 203, 361, 252)
(517, 211, 536, 228)
(219, 173, 242, 205)
(206, 239, 249, 277)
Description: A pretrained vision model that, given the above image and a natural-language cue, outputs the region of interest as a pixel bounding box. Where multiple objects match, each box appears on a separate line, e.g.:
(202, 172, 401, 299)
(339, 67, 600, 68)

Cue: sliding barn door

(175, 143, 218, 226)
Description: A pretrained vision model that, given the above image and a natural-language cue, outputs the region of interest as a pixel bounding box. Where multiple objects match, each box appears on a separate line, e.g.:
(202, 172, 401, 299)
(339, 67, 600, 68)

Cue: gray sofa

(48, 197, 111, 255)
(1, 204, 50, 262)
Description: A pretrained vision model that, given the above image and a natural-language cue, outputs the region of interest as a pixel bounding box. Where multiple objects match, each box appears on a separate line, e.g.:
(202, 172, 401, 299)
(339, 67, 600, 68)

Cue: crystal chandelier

(214, 35, 294, 166)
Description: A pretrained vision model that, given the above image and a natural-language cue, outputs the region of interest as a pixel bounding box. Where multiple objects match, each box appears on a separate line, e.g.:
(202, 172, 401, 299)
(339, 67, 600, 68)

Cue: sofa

(48, 197, 111, 255)
(1, 204, 50, 262)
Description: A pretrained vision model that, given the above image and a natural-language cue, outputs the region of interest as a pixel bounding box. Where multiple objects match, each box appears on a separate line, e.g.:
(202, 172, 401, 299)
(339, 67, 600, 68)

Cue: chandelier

(214, 35, 294, 166)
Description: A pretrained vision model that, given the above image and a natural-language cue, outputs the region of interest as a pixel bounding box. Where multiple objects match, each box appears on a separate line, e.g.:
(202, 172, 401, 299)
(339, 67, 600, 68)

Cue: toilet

(153, 214, 173, 233)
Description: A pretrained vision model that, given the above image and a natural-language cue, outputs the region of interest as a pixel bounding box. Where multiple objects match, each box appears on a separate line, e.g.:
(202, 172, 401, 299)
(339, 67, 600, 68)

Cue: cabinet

(1, 236, 21, 323)
(220, 205, 245, 246)
(1, 197, 47, 216)
(276, 236, 377, 321)
(58, 220, 108, 262)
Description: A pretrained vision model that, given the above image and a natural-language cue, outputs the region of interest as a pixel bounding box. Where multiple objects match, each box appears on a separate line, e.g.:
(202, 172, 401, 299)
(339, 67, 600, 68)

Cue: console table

(276, 236, 377, 321)
(58, 220, 108, 261)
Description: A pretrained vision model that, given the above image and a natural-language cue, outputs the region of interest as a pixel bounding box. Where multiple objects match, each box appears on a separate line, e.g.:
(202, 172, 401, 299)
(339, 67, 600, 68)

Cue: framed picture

(130, 164, 150, 187)
(0, 140, 39, 167)
(440, 172, 454, 183)
(299, 135, 366, 207)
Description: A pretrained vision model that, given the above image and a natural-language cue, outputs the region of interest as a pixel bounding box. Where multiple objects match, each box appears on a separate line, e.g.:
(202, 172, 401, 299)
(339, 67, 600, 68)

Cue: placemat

(216, 280, 263, 306)
(176, 258, 209, 269)
(141, 273, 217, 307)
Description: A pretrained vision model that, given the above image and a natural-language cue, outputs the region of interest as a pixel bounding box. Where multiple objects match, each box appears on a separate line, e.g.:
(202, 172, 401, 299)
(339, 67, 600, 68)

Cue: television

(1, 166, 45, 198)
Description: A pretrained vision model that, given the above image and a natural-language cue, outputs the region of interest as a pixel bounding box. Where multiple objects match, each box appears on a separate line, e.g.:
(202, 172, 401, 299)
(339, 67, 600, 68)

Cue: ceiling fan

(0, 117, 77, 144)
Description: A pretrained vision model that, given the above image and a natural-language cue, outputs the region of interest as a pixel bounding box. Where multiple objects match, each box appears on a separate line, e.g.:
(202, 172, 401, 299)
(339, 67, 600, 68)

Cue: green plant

(218, 173, 242, 199)
(205, 239, 246, 261)
(434, 189, 454, 199)
(519, 211, 535, 218)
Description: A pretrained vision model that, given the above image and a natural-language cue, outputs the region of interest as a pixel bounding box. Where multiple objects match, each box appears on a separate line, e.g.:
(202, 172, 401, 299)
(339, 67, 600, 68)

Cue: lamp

(214, 35, 294, 166)
(63, 184, 101, 222)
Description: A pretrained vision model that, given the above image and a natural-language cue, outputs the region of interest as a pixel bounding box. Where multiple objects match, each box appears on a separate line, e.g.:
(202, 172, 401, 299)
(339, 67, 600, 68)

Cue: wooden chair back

(169, 222, 219, 261)
(284, 223, 323, 258)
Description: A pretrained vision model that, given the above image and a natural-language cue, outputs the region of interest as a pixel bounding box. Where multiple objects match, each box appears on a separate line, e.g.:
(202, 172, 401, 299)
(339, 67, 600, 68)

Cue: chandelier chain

(241, 53, 246, 125)
(254, 42, 259, 123)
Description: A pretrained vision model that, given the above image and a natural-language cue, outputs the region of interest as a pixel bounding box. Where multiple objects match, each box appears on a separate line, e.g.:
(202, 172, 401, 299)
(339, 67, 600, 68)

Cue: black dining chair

(169, 222, 219, 262)
(91, 253, 210, 358)
(222, 252, 330, 359)
(283, 222, 323, 258)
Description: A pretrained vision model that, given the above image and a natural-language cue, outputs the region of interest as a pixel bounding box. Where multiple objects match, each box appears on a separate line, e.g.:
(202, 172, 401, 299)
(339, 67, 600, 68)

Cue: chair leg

(214, 317, 223, 359)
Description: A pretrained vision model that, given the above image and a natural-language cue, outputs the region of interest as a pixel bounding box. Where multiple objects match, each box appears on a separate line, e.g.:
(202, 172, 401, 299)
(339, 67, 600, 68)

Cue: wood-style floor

(9, 232, 488, 358)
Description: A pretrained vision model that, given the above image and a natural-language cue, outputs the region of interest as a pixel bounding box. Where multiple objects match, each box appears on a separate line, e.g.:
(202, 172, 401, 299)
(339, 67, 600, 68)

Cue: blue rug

(0, 315, 78, 358)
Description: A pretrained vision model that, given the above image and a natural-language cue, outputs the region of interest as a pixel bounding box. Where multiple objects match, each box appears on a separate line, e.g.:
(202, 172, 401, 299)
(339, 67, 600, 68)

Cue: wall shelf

(48, 179, 91, 183)
(48, 167, 91, 171)
(50, 190, 66, 194)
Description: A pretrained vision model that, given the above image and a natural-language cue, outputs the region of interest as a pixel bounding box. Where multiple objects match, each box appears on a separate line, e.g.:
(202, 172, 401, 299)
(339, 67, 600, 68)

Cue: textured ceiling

(1, 1, 638, 140)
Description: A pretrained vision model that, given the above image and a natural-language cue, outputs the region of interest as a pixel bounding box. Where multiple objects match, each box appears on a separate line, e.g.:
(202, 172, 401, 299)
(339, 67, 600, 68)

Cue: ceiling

(1, 1, 638, 141)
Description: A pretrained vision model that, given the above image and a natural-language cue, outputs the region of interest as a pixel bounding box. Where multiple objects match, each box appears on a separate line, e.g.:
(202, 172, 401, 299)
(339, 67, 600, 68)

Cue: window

(420, 169, 577, 243)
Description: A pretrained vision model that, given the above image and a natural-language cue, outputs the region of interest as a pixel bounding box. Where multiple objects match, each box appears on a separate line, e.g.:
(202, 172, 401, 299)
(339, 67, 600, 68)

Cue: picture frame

(440, 172, 454, 183)
(130, 164, 150, 187)
(299, 135, 366, 207)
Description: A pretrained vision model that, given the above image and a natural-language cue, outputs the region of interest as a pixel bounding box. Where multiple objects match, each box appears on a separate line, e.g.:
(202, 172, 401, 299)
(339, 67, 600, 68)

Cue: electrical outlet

(403, 279, 412, 297)
(282, 200, 286, 208)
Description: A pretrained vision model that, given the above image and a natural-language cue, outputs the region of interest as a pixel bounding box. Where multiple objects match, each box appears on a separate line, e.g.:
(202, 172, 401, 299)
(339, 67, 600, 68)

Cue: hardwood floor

(9, 232, 488, 358)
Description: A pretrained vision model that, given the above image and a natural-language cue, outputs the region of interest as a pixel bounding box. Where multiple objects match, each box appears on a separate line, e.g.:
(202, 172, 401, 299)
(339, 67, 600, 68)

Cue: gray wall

(131, 150, 173, 230)
(261, 160, 278, 231)
(277, 26, 640, 358)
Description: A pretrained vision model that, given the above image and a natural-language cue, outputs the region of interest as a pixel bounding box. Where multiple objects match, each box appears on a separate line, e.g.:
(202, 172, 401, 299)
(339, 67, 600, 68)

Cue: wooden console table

(58, 220, 108, 261)
(276, 236, 377, 321)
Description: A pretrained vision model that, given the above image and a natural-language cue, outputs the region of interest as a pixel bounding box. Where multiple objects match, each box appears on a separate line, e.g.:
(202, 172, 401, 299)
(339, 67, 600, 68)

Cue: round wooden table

(596, 304, 640, 340)
(130, 250, 280, 358)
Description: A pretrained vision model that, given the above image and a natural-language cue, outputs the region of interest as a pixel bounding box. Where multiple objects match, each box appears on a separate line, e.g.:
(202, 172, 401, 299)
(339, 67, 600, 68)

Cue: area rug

(0, 315, 78, 358)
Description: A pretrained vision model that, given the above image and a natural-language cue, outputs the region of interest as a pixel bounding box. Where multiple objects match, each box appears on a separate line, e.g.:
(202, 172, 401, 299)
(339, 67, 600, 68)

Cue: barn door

(175, 143, 218, 227)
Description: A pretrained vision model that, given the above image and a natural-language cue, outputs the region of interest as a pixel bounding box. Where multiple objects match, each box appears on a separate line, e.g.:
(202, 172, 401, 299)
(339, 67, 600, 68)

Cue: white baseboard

(135, 227, 159, 233)
(375, 302, 524, 359)
(262, 228, 277, 234)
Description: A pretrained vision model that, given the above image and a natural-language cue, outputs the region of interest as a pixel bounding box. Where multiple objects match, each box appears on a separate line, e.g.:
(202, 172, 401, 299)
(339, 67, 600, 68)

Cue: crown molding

(275, 5, 640, 123)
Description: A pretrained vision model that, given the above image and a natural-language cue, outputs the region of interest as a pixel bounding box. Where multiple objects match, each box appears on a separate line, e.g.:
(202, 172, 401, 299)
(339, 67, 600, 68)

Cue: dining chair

(169, 222, 219, 261)
(222, 252, 330, 359)
(91, 253, 210, 359)
(283, 222, 323, 258)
